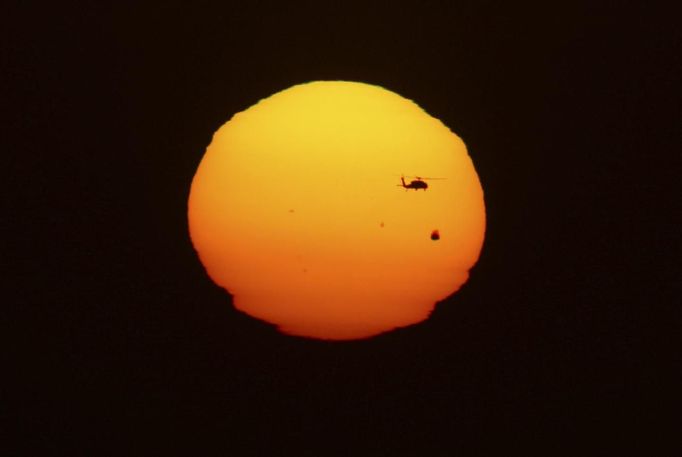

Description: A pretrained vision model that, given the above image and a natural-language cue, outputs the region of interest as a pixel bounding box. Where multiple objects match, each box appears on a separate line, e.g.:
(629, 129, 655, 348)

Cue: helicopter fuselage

(400, 177, 428, 190)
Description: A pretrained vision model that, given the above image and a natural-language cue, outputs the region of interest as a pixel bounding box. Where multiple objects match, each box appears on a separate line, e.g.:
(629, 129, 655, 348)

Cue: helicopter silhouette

(398, 175, 446, 191)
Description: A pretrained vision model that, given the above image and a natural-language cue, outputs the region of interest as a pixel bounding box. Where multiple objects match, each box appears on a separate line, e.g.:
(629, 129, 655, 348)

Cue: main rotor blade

(395, 174, 447, 180)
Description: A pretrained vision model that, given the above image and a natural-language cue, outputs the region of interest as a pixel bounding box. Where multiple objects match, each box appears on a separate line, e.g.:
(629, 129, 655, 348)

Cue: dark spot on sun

(380, 221, 384, 228)
(289, 209, 295, 213)
(430, 229, 440, 241)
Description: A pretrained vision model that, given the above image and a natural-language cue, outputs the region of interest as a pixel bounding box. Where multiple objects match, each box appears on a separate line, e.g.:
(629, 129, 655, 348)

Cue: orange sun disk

(188, 81, 485, 340)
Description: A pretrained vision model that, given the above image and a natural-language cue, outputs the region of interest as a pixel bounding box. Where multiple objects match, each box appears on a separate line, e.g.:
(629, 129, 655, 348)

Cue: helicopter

(398, 175, 446, 191)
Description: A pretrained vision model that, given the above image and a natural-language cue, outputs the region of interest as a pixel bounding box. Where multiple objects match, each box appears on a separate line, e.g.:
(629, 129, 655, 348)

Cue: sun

(188, 81, 485, 340)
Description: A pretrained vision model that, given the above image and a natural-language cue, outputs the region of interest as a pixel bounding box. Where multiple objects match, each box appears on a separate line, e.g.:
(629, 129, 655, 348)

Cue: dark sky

(5, 2, 677, 455)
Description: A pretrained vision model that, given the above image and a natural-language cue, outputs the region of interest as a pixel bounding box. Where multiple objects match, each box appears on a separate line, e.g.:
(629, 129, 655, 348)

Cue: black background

(5, 2, 678, 455)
